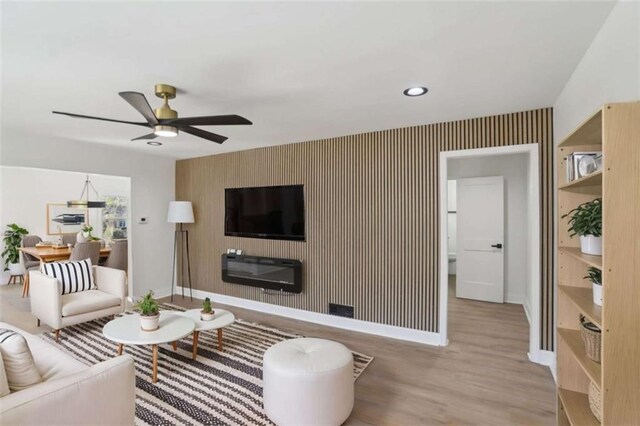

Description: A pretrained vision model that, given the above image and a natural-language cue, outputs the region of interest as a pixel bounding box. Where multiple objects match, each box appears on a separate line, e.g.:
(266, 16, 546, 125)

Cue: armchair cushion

(0, 352, 9, 397)
(0, 329, 42, 392)
(42, 259, 95, 295)
(61, 290, 121, 317)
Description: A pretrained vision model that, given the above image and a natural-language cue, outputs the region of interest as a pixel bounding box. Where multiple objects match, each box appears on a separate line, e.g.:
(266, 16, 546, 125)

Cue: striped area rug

(41, 304, 373, 425)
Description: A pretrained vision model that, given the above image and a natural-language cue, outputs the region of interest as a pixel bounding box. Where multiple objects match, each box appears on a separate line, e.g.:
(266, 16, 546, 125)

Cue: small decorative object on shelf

(562, 198, 602, 255)
(584, 267, 602, 306)
(201, 297, 215, 321)
(579, 314, 601, 364)
(135, 291, 160, 331)
(565, 151, 602, 182)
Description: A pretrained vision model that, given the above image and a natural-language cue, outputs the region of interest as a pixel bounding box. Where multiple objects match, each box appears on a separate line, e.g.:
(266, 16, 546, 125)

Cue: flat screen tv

(225, 185, 305, 241)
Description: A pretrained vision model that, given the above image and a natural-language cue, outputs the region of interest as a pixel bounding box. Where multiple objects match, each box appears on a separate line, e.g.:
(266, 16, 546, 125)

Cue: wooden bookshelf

(559, 247, 602, 269)
(556, 101, 640, 425)
(559, 286, 602, 328)
(558, 169, 602, 192)
(558, 388, 600, 426)
(558, 328, 601, 388)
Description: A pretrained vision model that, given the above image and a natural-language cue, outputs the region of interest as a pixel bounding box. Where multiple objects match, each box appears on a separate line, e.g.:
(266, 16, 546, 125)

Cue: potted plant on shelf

(135, 291, 160, 331)
(562, 198, 602, 255)
(201, 297, 215, 321)
(2, 223, 28, 276)
(584, 267, 603, 306)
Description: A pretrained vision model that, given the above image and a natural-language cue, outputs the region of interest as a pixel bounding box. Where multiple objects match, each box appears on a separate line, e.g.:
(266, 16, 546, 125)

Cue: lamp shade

(168, 201, 194, 224)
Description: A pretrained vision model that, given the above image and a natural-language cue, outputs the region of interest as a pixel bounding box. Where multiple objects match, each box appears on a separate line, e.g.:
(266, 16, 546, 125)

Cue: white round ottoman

(263, 338, 354, 426)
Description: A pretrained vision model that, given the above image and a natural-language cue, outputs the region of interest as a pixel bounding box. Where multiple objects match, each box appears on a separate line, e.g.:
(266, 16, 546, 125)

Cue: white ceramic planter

(201, 311, 216, 321)
(140, 314, 160, 331)
(580, 235, 602, 256)
(592, 283, 603, 306)
(8, 263, 25, 276)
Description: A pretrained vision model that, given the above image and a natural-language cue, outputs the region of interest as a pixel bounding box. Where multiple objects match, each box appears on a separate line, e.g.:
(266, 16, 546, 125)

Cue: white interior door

(456, 176, 504, 303)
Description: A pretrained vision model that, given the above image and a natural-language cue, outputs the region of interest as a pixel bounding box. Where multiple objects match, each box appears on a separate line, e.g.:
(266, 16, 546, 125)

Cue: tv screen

(225, 185, 305, 241)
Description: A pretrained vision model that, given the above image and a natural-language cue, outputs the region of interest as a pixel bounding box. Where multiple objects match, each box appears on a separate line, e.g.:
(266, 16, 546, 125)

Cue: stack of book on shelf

(565, 151, 602, 182)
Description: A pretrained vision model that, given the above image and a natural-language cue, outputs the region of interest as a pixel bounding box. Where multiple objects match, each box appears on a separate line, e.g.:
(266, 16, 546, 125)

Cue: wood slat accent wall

(176, 107, 555, 350)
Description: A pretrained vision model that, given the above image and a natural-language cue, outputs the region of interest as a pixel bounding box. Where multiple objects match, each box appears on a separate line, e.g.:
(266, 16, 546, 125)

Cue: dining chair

(20, 235, 42, 297)
(69, 241, 101, 265)
(61, 234, 77, 246)
(102, 240, 128, 272)
(21, 235, 42, 270)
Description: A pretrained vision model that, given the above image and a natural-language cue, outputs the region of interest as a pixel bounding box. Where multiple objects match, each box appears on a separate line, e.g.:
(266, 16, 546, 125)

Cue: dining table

(19, 245, 111, 297)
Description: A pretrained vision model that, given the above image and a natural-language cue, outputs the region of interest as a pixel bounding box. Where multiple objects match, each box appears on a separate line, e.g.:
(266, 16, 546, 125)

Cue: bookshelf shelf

(559, 247, 602, 269)
(558, 109, 602, 148)
(559, 286, 602, 328)
(558, 388, 599, 426)
(558, 328, 601, 388)
(559, 170, 602, 192)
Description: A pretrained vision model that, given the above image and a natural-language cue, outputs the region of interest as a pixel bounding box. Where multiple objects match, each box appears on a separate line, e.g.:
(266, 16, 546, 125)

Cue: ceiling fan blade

(131, 133, 158, 141)
(164, 114, 252, 126)
(52, 111, 149, 127)
(118, 91, 158, 125)
(180, 126, 228, 144)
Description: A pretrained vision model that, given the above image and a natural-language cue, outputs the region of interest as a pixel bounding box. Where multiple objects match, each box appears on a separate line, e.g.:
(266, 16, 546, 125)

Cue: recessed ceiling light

(147, 141, 162, 147)
(403, 86, 428, 97)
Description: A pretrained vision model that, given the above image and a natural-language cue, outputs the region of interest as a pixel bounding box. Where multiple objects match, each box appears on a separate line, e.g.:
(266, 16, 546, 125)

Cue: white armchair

(30, 266, 127, 342)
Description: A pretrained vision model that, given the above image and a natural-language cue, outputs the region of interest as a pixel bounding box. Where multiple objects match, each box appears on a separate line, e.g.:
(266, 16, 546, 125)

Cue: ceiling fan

(52, 84, 252, 145)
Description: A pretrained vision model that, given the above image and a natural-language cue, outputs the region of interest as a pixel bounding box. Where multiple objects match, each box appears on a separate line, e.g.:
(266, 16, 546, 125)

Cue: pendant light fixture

(67, 175, 106, 208)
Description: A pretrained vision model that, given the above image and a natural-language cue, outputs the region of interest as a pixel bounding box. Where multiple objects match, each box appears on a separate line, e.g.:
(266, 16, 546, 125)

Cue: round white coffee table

(169, 309, 235, 359)
(103, 312, 195, 383)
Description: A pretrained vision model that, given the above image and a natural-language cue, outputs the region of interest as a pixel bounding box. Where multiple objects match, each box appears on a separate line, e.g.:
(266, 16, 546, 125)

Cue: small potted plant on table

(584, 267, 602, 306)
(136, 291, 160, 331)
(201, 297, 215, 321)
(2, 223, 28, 277)
(562, 198, 602, 255)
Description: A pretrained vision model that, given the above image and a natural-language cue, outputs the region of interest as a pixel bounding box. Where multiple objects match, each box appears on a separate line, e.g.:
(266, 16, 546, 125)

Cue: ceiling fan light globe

(154, 125, 178, 137)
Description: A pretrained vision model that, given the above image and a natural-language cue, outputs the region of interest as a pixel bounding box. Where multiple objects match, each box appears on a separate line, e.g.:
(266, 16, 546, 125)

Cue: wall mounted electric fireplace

(221, 254, 302, 293)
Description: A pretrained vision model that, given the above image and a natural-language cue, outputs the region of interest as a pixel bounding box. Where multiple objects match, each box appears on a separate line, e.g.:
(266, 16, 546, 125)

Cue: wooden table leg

(192, 331, 199, 360)
(117, 344, 123, 355)
(217, 329, 223, 351)
(152, 344, 158, 383)
(172, 341, 177, 351)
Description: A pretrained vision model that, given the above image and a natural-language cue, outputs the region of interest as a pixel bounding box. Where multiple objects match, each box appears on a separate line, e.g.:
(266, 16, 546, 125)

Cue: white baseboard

(175, 286, 442, 346)
(529, 349, 556, 382)
(505, 292, 524, 304)
(523, 300, 532, 325)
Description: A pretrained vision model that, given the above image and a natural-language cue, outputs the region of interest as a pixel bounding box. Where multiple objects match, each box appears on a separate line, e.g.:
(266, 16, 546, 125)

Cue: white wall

(0, 134, 175, 298)
(0, 167, 129, 240)
(447, 180, 457, 258)
(448, 154, 529, 306)
(554, 1, 640, 142)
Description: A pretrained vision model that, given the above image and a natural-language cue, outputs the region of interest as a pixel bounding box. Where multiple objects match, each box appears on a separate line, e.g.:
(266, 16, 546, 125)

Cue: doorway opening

(438, 145, 544, 364)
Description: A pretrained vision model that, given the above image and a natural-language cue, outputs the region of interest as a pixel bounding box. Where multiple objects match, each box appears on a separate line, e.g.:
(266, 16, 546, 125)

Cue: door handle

(491, 243, 503, 249)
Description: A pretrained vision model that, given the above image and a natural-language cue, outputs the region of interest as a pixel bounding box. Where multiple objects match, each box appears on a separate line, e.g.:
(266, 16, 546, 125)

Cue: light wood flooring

(0, 276, 555, 425)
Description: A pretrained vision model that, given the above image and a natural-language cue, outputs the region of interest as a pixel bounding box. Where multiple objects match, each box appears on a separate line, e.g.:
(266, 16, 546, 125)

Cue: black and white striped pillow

(42, 259, 95, 295)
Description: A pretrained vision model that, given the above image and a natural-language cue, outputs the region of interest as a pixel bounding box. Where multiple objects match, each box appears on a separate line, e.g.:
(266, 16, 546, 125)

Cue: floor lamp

(168, 201, 194, 301)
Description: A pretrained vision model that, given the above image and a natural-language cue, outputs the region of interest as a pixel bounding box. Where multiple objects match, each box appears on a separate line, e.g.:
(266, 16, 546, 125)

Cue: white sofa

(30, 266, 127, 341)
(0, 322, 135, 425)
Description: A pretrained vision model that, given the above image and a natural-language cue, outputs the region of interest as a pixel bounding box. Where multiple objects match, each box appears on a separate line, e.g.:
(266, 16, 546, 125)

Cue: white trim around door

(438, 144, 546, 365)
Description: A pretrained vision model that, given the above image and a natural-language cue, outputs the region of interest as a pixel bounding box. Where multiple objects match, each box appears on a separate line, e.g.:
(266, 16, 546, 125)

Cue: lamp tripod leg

(171, 230, 177, 302)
